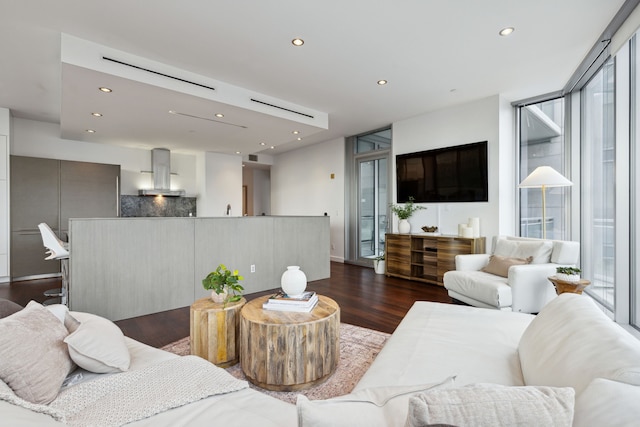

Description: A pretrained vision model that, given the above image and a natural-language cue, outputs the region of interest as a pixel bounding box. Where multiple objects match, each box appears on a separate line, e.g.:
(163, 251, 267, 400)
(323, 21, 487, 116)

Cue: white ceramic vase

(374, 260, 386, 274)
(281, 266, 307, 297)
(211, 289, 228, 303)
(398, 219, 411, 234)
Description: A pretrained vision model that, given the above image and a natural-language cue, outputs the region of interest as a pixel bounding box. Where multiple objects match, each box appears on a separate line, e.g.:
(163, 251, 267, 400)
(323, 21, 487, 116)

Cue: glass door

(358, 156, 388, 261)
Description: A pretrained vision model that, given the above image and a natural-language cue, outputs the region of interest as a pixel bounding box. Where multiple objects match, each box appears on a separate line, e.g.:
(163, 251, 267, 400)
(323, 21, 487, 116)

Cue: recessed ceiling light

(377, 80, 388, 86)
(236, 151, 241, 154)
(292, 38, 304, 46)
(499, 27, 515, 36)
(86, 129, 96, 133)
(99, 87, 112, 93)
(91, 112, 103, 117)
(259, 142, 266, 146)
(270, 146, 275, 149)
(292, 130, 300, 135)
(215, 113, 224, 118)
(297, 137, 302, 141)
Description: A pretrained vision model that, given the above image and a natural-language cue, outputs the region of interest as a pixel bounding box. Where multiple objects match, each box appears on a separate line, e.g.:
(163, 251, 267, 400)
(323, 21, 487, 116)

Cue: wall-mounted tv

(396, 141, 488, 203)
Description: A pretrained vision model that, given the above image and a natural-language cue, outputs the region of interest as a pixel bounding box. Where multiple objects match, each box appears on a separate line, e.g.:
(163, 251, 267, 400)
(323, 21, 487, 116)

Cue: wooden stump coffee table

(239, 294, 340, 391)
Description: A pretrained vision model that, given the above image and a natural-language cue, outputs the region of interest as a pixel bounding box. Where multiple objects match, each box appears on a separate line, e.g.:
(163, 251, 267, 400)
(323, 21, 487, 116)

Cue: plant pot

(374, 260, 386, 274)
(556, 273, 580, 282)
(211, 290, 228, 303)
(398, 219, 411, 234)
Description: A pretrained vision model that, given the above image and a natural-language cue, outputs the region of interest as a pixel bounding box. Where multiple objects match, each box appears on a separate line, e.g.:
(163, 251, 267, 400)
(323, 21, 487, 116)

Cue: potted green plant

(390, 196, 426, 233)
(556, 266, 581, 282)
(373, 252, 386, 274)
(202, 264, 245, 305)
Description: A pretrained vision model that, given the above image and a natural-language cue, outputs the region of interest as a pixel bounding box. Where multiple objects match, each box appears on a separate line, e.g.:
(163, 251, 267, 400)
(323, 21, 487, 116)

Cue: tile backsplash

(120, 195, 197, 217)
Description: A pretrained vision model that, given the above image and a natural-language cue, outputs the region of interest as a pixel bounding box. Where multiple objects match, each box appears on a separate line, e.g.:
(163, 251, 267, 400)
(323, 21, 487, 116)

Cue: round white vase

(556, 273, 580, 282)
(281, 266, 307, 297)
(374, 260, 386, 274)
(398, 219, 411, 234)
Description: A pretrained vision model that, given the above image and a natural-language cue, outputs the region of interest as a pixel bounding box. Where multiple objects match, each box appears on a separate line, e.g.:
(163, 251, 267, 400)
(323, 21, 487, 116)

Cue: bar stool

(38, 223, 70, 306)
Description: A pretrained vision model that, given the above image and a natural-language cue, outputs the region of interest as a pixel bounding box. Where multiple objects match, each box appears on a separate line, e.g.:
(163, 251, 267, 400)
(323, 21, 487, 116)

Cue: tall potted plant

(390, 196, 426, 233)
(202, 264, 244, 305)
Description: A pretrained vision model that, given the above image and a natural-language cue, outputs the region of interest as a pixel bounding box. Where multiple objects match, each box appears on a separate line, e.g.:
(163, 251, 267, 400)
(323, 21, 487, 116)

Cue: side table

(240, 295, 340, 391)
(548, 276, 591, 295)
(190, 297, 246, 367)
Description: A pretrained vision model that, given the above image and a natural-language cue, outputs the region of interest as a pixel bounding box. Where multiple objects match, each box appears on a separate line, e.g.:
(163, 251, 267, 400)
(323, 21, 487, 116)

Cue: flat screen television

(396, 141, 488, 203)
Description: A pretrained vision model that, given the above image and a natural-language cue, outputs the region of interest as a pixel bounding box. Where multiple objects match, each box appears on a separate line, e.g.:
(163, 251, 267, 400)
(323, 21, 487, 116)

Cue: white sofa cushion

(0, 301, 74, 404)
(573, 378, 640, 427)
(494, 238, 553, 264)
(64, 311, 131, 373)
(518, 294, 640, 394)
(406, 384, 574, 427)
(355, 302, 533, 390)
(443, 270, 512, 308)
(297, 377, 455, 427)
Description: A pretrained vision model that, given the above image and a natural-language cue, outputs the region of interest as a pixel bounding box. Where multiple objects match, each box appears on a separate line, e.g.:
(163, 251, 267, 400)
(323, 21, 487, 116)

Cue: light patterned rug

(161, 323, 390, 404)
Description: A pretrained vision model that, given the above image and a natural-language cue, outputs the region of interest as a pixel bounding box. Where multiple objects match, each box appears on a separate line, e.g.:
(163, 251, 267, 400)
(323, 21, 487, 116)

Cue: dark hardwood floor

(0, 262, 454, 348)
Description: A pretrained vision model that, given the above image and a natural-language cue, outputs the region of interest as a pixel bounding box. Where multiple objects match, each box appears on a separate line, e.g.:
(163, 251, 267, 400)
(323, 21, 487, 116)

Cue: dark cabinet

(10, 156, 120, 279)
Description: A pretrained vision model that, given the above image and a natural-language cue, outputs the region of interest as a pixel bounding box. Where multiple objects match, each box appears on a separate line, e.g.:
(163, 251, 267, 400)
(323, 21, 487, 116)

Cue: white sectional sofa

(2, 293, 640, 426)
(443, 235, 580, 313)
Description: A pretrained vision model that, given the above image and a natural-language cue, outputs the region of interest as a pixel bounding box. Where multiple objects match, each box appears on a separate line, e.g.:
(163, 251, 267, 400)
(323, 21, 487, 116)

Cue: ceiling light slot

(102, 56, 216, 91)
(250, 98, 315, 119)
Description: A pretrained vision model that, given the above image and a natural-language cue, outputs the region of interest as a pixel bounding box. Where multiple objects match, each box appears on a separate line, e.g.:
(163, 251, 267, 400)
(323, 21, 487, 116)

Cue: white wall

(197, 152, 243, 217)
(10, 118, 198, 196)
(392, 95, 515, 246)
(253, 168, 271, 216)
(0, 108, 10, 281)
(271, 137, 345, 262)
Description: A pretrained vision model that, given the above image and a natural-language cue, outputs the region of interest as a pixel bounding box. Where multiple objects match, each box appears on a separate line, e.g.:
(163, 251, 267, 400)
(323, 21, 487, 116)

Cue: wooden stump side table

(548, 276, 591, 295)
(190, 297, 246, 368)
(240, 295, 340, 391)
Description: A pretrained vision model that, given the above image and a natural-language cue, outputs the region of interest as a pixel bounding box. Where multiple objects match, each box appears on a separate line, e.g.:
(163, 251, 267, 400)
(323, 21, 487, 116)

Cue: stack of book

(262, 290, 319, 312)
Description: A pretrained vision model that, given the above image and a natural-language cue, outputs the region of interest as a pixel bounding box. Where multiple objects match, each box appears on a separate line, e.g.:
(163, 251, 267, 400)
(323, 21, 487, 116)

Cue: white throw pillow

(494, 238, 553, 264)
(518, 294, 640, 395)
(64, 311, 131, 373)
(573, 378, 640, 427)
(406, 383, 574, 427)
(0, 301, 74, 404)
(297, 376, 455, 427)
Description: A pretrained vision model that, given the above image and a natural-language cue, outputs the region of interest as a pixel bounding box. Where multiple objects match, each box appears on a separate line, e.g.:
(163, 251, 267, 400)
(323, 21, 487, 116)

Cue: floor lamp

(519, 166, 573, 239)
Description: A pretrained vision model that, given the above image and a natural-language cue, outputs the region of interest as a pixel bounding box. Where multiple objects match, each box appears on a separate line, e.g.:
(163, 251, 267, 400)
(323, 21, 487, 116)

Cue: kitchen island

(68, 216, 330, 321)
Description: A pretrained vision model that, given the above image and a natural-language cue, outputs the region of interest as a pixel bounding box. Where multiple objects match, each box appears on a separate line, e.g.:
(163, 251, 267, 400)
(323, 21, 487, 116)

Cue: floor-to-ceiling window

(518, 98, 569, 240)
(581, 58, 616, 312)
(345, 128, 391, 266)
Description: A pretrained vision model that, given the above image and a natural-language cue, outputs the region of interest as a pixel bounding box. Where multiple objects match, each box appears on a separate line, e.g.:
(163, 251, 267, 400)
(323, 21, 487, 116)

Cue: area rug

(160, 323, 390, 404)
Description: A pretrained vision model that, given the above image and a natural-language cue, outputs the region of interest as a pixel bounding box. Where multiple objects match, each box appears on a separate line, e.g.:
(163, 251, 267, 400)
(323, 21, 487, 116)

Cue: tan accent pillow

(297, 376, 456, 427)
(406, 384, 575, 427)
(64, 311, 130, 373)
(481, 254, 532, 277)
(0, 301, 74, 404)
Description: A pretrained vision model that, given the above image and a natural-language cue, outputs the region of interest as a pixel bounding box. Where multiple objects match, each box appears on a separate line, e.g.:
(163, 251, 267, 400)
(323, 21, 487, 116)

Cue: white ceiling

(0, 0, 627, 156)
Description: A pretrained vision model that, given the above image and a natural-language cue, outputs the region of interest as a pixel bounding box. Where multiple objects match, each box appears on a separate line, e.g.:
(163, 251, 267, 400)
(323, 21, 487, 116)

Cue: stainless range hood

(138, 148, 186, 196)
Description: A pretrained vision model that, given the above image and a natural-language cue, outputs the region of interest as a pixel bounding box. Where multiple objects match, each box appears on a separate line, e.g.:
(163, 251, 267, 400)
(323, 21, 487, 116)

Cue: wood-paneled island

(68, 216, 330, 321)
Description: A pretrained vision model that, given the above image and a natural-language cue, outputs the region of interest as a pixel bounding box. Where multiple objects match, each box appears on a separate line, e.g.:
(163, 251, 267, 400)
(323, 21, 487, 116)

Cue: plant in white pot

(390, 196, 426, 234)
(556, 266, 581, 282)
(373, 252, 386, 274)
(202, 264, 244, 306)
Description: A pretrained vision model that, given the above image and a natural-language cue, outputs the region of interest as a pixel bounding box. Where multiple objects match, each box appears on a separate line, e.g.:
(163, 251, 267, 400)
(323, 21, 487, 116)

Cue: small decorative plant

(556, 266, 581, 282)
(389, 196, 426, 220)
(374, 251, 385, 261)
(202, 264, 244, 305)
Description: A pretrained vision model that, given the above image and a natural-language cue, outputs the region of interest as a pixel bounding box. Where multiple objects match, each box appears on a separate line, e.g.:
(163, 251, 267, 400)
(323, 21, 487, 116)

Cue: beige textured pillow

(481, 255, 532, 277)
(406, 384, 575, 427)
(0, 301, 74, 404)
(297, 377, 455, 427)
(64, 311, 130, 373)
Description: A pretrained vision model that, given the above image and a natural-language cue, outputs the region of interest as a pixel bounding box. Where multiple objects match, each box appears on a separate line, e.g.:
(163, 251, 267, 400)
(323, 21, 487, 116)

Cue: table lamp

(519, 166, 573, 239)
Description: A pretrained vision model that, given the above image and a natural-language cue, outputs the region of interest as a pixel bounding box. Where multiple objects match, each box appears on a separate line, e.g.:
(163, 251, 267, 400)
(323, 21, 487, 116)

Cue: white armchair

(443, 236, 580, 313)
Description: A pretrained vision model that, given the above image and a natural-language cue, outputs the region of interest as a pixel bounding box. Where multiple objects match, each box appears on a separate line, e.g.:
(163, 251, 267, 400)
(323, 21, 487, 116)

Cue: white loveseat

(443, 235, 580, 313)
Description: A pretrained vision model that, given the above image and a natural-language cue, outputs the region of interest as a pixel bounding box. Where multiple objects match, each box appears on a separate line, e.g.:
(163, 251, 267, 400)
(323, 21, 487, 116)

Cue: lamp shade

(519, 166, 573, 188)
